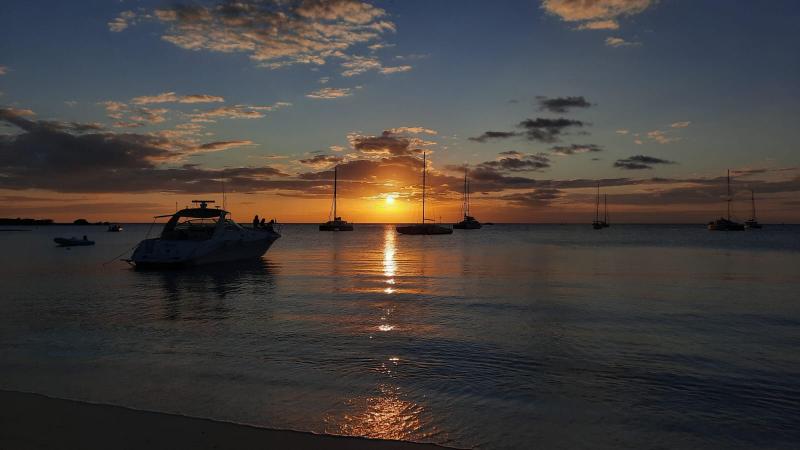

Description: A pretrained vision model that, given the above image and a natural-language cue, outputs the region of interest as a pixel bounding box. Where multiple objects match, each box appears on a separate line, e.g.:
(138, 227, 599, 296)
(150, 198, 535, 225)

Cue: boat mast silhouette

(454, 165, 481, 229)
(396, 151, 453, 235)
(319, 165, 353, 231)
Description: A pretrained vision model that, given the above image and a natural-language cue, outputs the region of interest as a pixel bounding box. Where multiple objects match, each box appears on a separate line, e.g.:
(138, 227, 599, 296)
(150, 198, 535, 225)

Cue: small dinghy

(54, 236, 95, 246)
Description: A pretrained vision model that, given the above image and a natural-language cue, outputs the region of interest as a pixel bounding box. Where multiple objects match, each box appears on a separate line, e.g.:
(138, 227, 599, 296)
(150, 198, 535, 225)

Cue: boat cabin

(159, 200, 243, 241)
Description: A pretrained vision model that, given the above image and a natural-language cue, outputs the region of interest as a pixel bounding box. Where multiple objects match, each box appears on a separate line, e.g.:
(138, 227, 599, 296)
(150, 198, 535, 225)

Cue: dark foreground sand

(0, 390, 454, 450)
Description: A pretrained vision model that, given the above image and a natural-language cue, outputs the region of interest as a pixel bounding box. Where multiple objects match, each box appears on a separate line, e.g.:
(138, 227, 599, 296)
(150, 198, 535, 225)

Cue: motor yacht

(129, 200, 280, 268)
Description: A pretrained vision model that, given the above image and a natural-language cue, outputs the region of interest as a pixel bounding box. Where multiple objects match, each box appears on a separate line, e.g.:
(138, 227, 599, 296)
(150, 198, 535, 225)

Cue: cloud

(0, 107, 292, 193)
(478, 152, 551, 172)
(194, 140, 256, 153)
(348, 130, 426, 157)
(605, 36, 640, 47)
(114, 0, 395, 72)
(131, 92, 225, 105)
(299, 154, 344, 168)
(671, 121, 691, 128)
(188, 103, 288, 121)
(306, 87, 353, 99)
(385, 126, 437, 135)
(537, 96, 593, 113)
(340, 55, 413, 77)
(380, 65, 413, 74)
(542, 0, 653, 24)
(0, 66, 8, 75)
(616, 129, 629, 135)
(646, 129, 679, 144)
(500, 188, 564, 207)
(550, 144, 603, 155)
(576, 19, 619, 30)
(470, 117, 585, 143)
(108, 10, 136, 32)
(128, 107, 169, 124)
(614, 155, 676, 170)
(469, 131, 520, 143)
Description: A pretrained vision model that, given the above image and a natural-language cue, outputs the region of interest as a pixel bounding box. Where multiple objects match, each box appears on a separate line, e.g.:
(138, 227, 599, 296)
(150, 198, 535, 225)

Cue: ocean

(1, 224, 798, 449)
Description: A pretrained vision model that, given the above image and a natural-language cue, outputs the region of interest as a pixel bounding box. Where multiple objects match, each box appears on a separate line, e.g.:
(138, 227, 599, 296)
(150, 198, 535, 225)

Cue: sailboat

(319, 165, 354, 231)
(744, 190, 762, 229)
(602, 194, 610, 228)
(707, 169, 744, 231)
(453, 167, 481, 229)
(396, 152, 453, 235)
(592, 183, 608, 229)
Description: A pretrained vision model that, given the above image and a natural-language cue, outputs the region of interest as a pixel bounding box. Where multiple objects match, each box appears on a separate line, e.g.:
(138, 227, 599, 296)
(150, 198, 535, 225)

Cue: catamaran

(744, 190, 762, 229)
(708, 170, 744, 231)
(129, 200, 280, 268)
(453, 167, 481, 230)
(319, 165, 354, 231)
(397, 152, 453, 235)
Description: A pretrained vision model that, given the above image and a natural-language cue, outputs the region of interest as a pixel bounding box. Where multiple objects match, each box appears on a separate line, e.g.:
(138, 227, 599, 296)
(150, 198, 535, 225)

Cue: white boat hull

(131, 231, 279, 268)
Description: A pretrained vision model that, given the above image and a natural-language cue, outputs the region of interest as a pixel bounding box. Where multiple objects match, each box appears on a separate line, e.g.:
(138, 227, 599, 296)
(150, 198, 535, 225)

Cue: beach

(0, 390, 450, 450)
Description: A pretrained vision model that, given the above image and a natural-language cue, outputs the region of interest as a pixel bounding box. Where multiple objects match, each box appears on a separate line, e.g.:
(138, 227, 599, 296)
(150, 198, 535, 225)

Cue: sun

(385, 195, 396, 205)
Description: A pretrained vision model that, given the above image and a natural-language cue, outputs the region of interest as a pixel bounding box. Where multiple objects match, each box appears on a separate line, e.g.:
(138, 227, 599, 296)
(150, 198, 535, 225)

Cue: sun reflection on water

(326, 384, 425, 441)
(383, 227, 396, 280)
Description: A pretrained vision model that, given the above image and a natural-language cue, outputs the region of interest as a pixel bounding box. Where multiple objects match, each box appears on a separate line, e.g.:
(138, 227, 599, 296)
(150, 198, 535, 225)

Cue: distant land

(0, 218, 113, 226)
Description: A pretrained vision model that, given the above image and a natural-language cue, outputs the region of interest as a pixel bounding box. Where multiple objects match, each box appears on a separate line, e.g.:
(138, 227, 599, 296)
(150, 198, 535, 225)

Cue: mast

(751, 190, 756, 220)
(467, 179, 471, 217)
(595, 183, 600, 222)
(463, 167, 468, 218)
(333, 165, 338, 219)
(727, 169, 731, 221)
(422, 152, 426, 223)
(604, 194, 608, 223)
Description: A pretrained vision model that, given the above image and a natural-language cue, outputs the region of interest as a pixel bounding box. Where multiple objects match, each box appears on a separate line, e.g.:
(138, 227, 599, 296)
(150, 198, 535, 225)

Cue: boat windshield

(161, 206, 225, 239)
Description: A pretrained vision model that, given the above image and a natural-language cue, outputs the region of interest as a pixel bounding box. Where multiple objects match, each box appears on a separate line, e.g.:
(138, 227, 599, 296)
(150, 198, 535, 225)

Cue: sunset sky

(1, 0, 799, 223)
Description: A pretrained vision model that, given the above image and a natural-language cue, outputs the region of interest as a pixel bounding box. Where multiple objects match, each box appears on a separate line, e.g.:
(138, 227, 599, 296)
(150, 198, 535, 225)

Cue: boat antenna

(222, 179, 226, 210)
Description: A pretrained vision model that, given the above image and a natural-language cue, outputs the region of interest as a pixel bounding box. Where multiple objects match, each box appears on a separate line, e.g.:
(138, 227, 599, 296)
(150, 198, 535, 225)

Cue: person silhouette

(260, 218, 266, 228)
(253, 215, 259, 228)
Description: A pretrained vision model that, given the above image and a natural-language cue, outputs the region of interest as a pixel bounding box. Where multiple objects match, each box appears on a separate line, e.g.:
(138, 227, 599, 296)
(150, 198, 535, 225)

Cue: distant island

(0, 218, 112, 226)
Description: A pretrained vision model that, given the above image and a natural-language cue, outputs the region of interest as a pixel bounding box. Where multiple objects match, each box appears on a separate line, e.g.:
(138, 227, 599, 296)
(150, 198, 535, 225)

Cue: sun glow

(385, 195, 396, 205)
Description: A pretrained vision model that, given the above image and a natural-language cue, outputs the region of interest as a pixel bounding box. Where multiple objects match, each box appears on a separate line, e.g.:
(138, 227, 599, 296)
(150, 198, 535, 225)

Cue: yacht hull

(131, 231, 280, 268)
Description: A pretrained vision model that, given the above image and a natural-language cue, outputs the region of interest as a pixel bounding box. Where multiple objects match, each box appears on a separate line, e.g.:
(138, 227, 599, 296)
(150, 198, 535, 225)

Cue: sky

(1, 0, 799, 223)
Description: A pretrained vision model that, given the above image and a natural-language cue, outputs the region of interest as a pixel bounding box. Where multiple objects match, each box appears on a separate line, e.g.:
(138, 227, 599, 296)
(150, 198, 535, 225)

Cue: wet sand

(0, 390, 453, 450)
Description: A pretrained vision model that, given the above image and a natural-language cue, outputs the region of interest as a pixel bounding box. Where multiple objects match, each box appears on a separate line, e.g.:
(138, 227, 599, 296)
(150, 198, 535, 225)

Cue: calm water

(1, 224, 799, 449)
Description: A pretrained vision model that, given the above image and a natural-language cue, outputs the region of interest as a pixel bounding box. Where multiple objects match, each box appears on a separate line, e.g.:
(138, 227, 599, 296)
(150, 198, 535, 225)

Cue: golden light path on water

(326, 226, 431, 442)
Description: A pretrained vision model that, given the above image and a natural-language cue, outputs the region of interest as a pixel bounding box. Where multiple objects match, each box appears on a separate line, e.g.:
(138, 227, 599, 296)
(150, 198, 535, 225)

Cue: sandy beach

(0, 390, 453, 450)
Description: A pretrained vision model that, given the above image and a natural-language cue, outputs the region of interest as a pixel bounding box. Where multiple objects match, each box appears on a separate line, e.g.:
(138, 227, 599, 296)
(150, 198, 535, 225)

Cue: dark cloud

(500, 188, 564, 207)
(614, 155, 676, 170)
(536, 96, 592, 113)
(0, 108, 290, 193)
(349, 130, 431, 156)
(478, 153, 551, 172)
(299, 154, 344, 166)
(518, 118, 585, 142)
(468, 131, 520, 143)
(470, 118, 585, 143)
(550, 143, 603, 155)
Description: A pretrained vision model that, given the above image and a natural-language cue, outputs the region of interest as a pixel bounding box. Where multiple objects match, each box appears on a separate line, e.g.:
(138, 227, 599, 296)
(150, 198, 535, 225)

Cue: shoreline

(0, 390, 455, 450)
